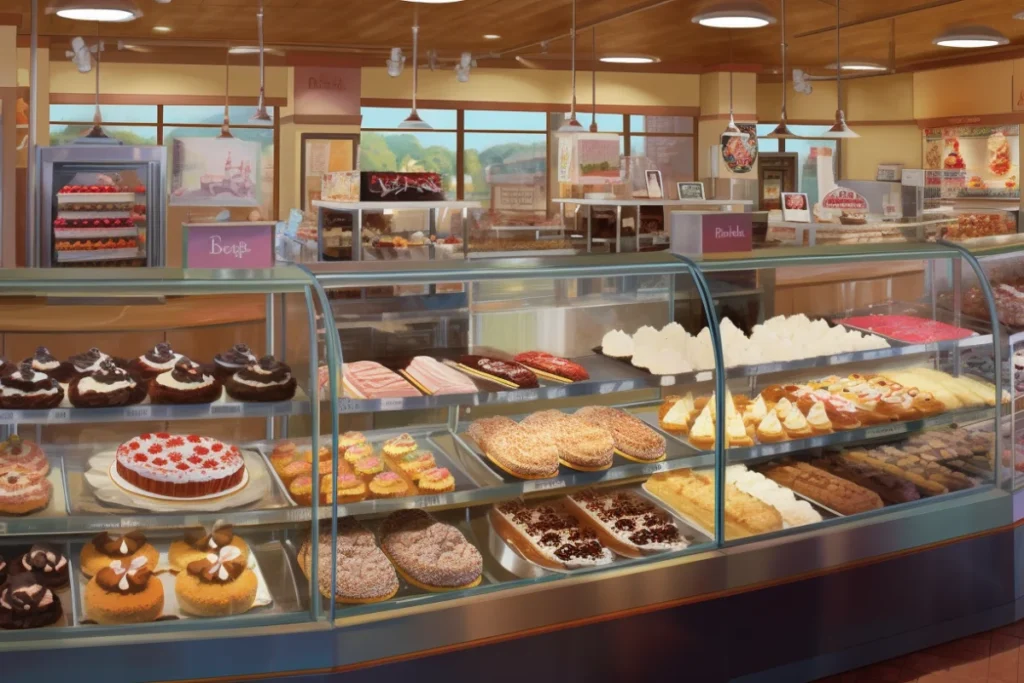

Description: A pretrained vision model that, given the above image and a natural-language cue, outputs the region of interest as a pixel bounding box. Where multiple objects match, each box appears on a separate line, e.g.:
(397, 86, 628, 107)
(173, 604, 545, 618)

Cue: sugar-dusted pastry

(129, 342, 183, 381)
(521, 410, 614, 471)
(811, 455, 921, 505)
(755, 411, 786, 443)
(212, 343, 258, 382)
(458, 355, 539, 389)
(343, 360, 420, 399)
(644, 469, 783, 539)
(80, 531, 159, 577)
(10, 544, 69, 589)
(382, 433, 417, 458)
(575, 406, 666, 462)
(224, 356, 297, 402)
(368, 471, 409, 498)
(21, 346, 73, 383)
(380, 509, 482, 591)
(149, 358, 222, 404)
(725, 465, 822, 527)
(323, 473, 367, 504)
(758, 461, 883, 515)
(0, 362, 65, 410)
(343, 443, 374, 466)
(490, 500, 615, 570)
(659, 393, 694, 435)
(70, 359, 145, 408)
(0, 467, 52, 515)
(688, 402, 715, 450)
(513, 351, 589, 382)
(402, 356, 478, 396)
(395, 450, 436, 480)
(806, 402, 832, 434)
(566, 489, 689, 558)
(468, 417, 559, 479)
(175, 546, 258, 617)
(169, 524, 250, 572)
(0, 436, 49, 478)
(298, 518, 398, 604)
(84, 557, 164, 625)
(417, 467, 455, 493)
(782, 409, 813, 439)
(0, 573, 63, 629)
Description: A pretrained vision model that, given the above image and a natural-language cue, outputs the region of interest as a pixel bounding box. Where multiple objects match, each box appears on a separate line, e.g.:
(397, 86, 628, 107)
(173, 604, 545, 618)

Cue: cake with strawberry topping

(114, 433, 247, 499)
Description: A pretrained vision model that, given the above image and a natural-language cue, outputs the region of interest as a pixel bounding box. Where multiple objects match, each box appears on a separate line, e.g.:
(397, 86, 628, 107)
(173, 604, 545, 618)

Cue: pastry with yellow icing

(755, 411, 787, 443)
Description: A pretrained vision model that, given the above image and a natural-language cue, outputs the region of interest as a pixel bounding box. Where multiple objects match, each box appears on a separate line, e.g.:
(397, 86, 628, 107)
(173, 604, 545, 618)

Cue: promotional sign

(184, 222, 276, 268)
(876, 164, 904, 182)
(670, 212, 752, 256)
(781, 192, 810, 223)
(821, 187, 869, 211)
(294, 66, 361, 118)
(720, 123, 758, 174)
(170, 137, 262, 207)
(493, 184, 546, 213)
(676, 182, 706, 200)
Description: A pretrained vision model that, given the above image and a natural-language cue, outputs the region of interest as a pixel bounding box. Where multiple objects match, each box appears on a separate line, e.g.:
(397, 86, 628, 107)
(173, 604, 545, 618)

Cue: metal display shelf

(0, 396, 310, 425)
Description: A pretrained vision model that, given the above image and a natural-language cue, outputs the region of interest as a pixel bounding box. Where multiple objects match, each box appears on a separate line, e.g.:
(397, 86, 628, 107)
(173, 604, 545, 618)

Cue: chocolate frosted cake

(69, 359, 145, 408)
(11, 543, 70, 589)
(0, 573, 63, 629)
(22, 347, 73, 383)
(224, 356, 297, 402)
(0, 554, 7, 585)
(213, 344, 258, 382)
(130, 342, 183, 381)
(68, 347, 125, 378)
(459, 355, 538, 388)
(149, 358, 222, 404)
(0, 362, 65, 410)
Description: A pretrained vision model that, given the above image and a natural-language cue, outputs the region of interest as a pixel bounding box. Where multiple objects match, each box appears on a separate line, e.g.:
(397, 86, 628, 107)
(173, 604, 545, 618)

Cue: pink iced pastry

(403, 357, 477, 396)
(836, 314, 976, 344)
(342, 361, 420, 399)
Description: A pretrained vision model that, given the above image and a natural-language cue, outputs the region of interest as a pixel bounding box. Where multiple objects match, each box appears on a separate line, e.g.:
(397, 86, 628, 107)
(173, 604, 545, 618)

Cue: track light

(386, 48, 406, 77)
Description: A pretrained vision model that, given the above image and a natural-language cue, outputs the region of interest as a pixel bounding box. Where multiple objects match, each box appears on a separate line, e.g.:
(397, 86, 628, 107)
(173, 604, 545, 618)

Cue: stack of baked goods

(0, 436, 53, 516)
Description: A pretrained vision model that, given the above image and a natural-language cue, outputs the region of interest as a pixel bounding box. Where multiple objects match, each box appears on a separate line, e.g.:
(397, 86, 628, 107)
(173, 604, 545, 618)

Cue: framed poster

(300, 133, 359, 210)
(170, 137, 262, 207)
(781, 192, 810, 222)
(646, 170, 664, 199)
(577, 135, 622, 184)
(676, 182, 705, 200)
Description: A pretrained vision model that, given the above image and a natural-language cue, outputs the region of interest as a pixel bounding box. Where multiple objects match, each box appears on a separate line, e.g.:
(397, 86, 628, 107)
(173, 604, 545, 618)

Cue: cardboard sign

(184, 222, 276, 268)
(294, 67, 361, 117)
(821, 187, 869, 211)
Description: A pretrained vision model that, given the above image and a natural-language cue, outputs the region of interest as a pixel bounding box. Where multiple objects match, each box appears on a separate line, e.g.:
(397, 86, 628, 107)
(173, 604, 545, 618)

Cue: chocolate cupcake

(129, 342, 183, 381)
(0, 573, 63, 629)
(21, 347, 74, 383)
(68, 347, 126, 378)
(11, 544, 70, 589)
(224, 356, 297, 402)
(68, 359, 146, 408)
(0, 362, 65, 410)
(149, 358, 222, 404)
(213, 344, 258, 382)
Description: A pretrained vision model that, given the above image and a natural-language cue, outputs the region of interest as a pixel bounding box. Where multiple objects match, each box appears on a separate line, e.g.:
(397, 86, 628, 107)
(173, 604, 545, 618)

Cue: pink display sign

(184, 222, 276, 268)
(702, 214, 752, 254)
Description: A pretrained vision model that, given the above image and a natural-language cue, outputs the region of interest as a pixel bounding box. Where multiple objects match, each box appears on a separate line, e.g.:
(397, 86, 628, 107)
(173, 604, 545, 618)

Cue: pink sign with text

(701, 214, 752, 253)
(185, 222, 276, 268)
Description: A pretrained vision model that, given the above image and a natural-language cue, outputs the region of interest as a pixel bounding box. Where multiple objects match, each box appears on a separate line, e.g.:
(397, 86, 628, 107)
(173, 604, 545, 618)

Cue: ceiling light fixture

(152, 25, 171, 33)
(218, 48, 234, 139)
(483, 34, 501, 40)
(558, 0, 584, 133)
(825, 61, 887, 71)
(250, 0, 271, 123)
(47, 0, 142, 22)
(933, 25, 1009, 48)
(398, 7, 432, 129)
(692, 0, 775, 29)
(823, 0, 858, 139)
(599, 54, 660, 64)
(590, 28, 598, 132)
(766, 0, 797, 139)
(722, 33, 748, 139)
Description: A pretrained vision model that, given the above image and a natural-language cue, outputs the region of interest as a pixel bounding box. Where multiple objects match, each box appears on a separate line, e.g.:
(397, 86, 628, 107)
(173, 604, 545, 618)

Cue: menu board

(922, 124, 1020, 199)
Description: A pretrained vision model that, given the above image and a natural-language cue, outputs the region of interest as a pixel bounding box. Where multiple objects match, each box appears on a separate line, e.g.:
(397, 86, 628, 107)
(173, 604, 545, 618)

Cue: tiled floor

(814, 621, 1024, 683)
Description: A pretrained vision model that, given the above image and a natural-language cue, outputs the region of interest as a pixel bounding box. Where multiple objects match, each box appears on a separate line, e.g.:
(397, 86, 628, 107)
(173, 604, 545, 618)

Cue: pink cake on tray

(342, 361, 420, 399)
(836, 314, 977, 344)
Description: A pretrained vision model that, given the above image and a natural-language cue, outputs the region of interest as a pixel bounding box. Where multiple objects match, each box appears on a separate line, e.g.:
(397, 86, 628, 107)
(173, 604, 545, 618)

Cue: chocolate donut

(224, 356, 297, 402)
(0, 573, 63, 629)
(10, 543, 70, 589)
(212, 344, 257, 382)
(20, 347, 73, 383)
(0, 362, 65, 410)
(148, 358, 222, 405)
(128, 342, 183, 381)
(68, 347, 127, 378)
(69, 359, 146, 408)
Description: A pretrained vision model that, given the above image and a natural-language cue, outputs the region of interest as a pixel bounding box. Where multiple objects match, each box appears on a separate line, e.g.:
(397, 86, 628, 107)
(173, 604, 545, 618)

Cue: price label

(505, 389, 538, 404)
(599, 382, 617, 395)
(641, 462, 669, 476)
(120, 517, 145, 529)
(211, 403, 243, 416)
(865, 423, 907, 439)
(419, 495, 444, 508)
(379, 398, 405, 411)
(49, 409, 71, 422)
(696, 371, 713, 382)
(0, 411, 13, 422)
(182, 515, 202, 528)
(125, 405, 152, 419)
(0, 522, 7, 534)
(524, 478, 567, 494)
(547, 387, 568, 400)
(659, 376, 676, 387)
(338, 398, 358, 413)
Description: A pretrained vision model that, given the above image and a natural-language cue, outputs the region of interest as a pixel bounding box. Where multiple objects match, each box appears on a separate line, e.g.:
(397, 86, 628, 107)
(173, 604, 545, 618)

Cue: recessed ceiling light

(153, 25, 171, 33)
(47, 0, 142, 22)
(692, 0, 775, 28)
(483, 34, 501, 40)
(933, 25, 1009, 48)
(599, 54, 661, 64)
(400, 0, 464, 3)
(826, 61, 887, 71)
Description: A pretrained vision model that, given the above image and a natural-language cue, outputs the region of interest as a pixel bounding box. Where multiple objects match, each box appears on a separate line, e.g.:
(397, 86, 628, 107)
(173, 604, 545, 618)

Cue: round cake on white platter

(114, 433, 246, 499)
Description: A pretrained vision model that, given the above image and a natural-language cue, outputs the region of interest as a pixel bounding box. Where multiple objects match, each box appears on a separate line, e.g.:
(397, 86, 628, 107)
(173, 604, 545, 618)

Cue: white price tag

(524, 478, 567, 494)
(120, 517, 145, 529)
(659, 376, 676, 387)
(696, 371, 713, 382)
(338, 398, 358, 413)
(0, 522, 7, 534)
(547, 387, 568, 400)
(864, 423, 907, 440)
(379, 398, 404, 411)
(182, 515, 201, 528)
(49, 408, 71, 422)
(125, 405, 152, 419)
(506, 389, 538, 404)
(419, 494, 444, 508)
(599, 382, 617, 395)
(211, 403, 243, 416)
(641, 462, 669, 476)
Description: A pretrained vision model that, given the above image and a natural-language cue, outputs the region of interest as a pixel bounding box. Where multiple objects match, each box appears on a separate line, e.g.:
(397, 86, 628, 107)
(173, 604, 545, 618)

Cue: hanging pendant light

(558, 0, 584, 133)
(766, 0, 797, 138)
(823, 0, 858, 139)
(398, 7, 432, 130)
(83, 41, 110, 139)
(218, 48, 234, 139)
(250, 0, 272, 123)
(47, 0, 141, 22)
(589, 27, 598, 132)
(722, 33, 749, 139)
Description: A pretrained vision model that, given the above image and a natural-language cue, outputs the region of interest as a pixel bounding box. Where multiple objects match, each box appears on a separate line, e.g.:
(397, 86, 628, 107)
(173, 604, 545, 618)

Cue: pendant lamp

(217, 49, 234, 139)
(47, 0, 141, 22)
(722, 33, 749, 140)
(823, 0, 858, 138)
(589, 27, 598, 132)
(84, 41, 110, 138)
(766, 0, 796, 138)
(558, 0, 584, 133)
(398, 7, 432, 130)
(250, 1, 272, 123)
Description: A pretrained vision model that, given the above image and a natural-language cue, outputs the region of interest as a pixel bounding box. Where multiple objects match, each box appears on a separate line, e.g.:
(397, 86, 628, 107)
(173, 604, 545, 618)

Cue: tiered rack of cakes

(53, 184, 143, 266)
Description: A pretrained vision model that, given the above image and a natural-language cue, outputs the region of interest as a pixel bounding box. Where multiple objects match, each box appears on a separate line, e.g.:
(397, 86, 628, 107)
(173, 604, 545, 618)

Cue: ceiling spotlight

(483, 34, 501, 40)
(386, 47, 406, 77)
(826, 61, 887, 71)
(599, 54, 660, 64)
(47, 0, 142, 22)
(933, 26, 1009, 48)
(152, 25, 171, 33)
(692, 0, 775, 29)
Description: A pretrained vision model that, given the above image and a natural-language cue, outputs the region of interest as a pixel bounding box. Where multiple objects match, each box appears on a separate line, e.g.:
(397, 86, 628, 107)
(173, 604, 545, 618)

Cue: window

(630, 115, 696, 197)
(756, 123, 839, 199)
(359, 108, 458, 199)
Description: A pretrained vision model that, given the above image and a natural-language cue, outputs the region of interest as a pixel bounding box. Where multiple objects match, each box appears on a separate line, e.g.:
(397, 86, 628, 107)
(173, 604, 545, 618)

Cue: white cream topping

(206, 545, 243, 581)
(1, 385, 58, 397)
(783, 409, 809, 431)
(774, 397, 794, 419)
(601, 330, 634, 358)
(806, 401, 831, 428)
(142, 352, 182, 371)
(155, 371, 215, 391)
(757, 410, 783, 435)
(77, 376, 133, 394)
(31, 359, 60, 371)
(745, 395, 768, 422)
(233, 374, 291, 388)
(75, 353, 109, 374)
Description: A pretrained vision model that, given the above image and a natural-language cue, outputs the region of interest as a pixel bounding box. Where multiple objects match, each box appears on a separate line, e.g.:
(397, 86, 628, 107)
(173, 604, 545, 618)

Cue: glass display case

(37, 145, 167, 268)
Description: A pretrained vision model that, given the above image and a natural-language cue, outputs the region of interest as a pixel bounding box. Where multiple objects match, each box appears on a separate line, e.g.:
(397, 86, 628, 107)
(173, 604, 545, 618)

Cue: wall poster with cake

(922, 124, 1020, 199)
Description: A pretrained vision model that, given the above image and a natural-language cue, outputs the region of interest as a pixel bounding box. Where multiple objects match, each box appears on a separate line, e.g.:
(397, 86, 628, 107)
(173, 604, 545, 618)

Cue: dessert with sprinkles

(299, 518, 398, 604)
(114, 433, 247, 499)
(575, 406, 666, 462)
(565, 489, 689, 558)
(489, 500, 614, 571)
(380, 509, 482, 591)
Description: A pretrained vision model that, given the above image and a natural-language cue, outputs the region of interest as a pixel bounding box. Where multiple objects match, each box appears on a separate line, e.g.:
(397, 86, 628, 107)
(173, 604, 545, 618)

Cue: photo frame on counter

(646, 170, 664, 199)
(781, 192, 810, 222)
(676, 182, 705, 200)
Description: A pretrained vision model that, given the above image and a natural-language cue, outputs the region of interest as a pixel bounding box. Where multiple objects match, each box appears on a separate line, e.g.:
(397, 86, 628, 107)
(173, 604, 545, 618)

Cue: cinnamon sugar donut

(298, 519, 398, 604)
(575, 406, 666, 462)
(380, 509, 482, 591)
(469, 418, 559, 479)
(521, 410, 614, 471)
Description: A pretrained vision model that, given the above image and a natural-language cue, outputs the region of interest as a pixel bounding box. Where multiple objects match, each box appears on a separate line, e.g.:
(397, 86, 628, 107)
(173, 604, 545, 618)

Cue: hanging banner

(720, 123, 758, 174)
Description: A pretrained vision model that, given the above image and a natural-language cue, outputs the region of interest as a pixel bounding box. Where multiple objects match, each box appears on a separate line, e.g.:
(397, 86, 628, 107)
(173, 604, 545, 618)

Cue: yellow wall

(757, 80, 838, 122)
(846, 73, 914, 121)
(913, 61, 1015, 118)
(49, 61, 289, 99)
